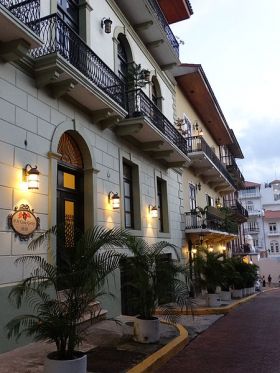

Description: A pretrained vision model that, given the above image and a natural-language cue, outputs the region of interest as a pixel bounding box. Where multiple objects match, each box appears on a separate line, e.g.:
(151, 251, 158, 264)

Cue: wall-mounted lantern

(196, 182, 201, 191)
(108, 191, 120, 209)
(149, 205, 158, 218)
(23, 164, 40, 190)
(101, 17, 113, 34)
(215, 197, 222, 208)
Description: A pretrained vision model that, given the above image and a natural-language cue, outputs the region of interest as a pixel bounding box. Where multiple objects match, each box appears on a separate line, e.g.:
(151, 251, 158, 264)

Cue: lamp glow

(23, 164, 40, 190)
(149, 205, 158, 218)
(108, 192, 120, 209)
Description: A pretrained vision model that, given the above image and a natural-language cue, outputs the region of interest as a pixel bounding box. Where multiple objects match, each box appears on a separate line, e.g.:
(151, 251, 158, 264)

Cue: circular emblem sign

(8, 204, 40, 241)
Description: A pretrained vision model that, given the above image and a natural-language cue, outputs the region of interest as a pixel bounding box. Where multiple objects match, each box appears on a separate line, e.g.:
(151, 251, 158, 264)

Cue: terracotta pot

(44, 352, 87, 373)
(134, 316, 160, 343)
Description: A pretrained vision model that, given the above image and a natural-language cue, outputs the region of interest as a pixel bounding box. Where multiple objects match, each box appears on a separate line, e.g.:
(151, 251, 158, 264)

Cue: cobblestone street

(159, 289, 280, 373)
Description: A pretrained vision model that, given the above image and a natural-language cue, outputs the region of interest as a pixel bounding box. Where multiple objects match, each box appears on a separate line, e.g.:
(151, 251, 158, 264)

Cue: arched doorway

(56, 132, 84, 270)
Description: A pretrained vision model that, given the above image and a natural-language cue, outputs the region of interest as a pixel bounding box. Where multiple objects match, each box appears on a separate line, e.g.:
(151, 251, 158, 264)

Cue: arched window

(116, 34, 133, 84)
(151, 76, 162, 111)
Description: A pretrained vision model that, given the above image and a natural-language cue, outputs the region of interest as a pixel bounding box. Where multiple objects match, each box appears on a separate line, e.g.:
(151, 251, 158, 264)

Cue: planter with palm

(124, 236, 192, 343)
(6, 226, 128, 373)
(194, 249, 224, 306)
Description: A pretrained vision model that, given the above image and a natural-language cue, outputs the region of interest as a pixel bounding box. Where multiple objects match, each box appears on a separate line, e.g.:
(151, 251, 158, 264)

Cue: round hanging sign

(8, 204, 40, 241)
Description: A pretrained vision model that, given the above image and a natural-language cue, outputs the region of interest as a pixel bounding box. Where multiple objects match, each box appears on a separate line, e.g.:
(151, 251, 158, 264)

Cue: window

(246, 200, 253, 212)
(122, 160, 141, 230)
(269, 223, 277, 232)
(123, 163, 134, 229)
(206, 194, 214, 207)
(276, 242, 279, 253)
(151, 76, 162, 110)
(117, 37, 128, 83)
(249, 221, 258, 231)
(253, 239, 259, 247)
(57, 0, 79, 33)
(157, 178, 169, 233)
(270, 243, 274, 253)
(189, 183, 196, 211)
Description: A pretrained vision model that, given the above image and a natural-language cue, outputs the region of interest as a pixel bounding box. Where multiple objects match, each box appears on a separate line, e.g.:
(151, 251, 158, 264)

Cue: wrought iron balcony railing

(32, 14, 126, 109)
(185, 211, 238, 235)
(148, 0, 179, 57)
(186, 136, 237, 188)
(127, 89, 189, 158)
(223, 198, 248, 218)
(244, 227, 259, 234)
(221, 155, 245, 184)
(0, 0, 40, 34)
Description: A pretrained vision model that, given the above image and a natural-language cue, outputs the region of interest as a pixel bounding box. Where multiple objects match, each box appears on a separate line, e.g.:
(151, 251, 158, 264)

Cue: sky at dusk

(171, 0, 280, 183)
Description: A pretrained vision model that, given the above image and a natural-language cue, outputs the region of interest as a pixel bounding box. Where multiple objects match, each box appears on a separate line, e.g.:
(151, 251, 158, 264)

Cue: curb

(126, 322, 188, 373)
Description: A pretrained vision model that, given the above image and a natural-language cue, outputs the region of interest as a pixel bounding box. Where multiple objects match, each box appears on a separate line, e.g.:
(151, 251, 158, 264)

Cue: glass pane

(65, 200, 74, 248)
(64, 172, 75, 189)
(124, 182, 131, 196)
(124, 198, 131, 212)
(125, 213, 131, 228)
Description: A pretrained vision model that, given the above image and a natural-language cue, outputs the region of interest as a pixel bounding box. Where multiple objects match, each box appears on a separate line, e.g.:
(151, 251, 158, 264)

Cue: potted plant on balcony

(194, 249, 223, 307)
(124, 236, 192, 343)
(194, 206, 209, 229)
(6, 226, 128, 373)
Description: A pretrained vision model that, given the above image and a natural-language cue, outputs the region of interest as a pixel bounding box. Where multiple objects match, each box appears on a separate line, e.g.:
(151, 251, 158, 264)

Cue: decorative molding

(0, 39, 31, 62)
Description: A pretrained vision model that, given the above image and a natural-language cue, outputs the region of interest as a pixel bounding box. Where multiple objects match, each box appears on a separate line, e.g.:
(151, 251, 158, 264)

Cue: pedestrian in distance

(262, 275, 266, 287)
(268, 274, 272, 287)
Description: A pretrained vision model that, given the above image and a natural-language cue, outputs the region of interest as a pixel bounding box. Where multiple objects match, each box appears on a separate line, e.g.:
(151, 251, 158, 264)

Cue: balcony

(186, 136, 237, 192)
(244, 227, 260, 235)
(0, 0, 41, 61)
(118, 88, 190, 167)
(115, 0, 180, 69)
(239, 191, 261, 199)
(31, 14, 127, 122)
(221, 155, 245, 189)
(267, 230, 280, 237)
(185, 210, 237, 243)
(223, 198, 248, 223)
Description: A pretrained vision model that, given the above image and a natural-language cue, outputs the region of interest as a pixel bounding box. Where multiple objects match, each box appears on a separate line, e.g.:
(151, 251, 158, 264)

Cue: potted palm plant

(124, 236, 191, 344)
(194, 249, 223, 307)
(6, 226, 128, 373)
(220, 258, 239, 301)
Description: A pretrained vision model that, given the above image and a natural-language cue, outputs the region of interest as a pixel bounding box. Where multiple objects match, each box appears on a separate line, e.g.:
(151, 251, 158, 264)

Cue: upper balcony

(244, 227, 260, 235)
(0, 0, 42, 61)
(223, 198, 248, 223)
(117, 88, 190, 167)
(115, 0, 180, 69)
(186, 136, 237, 193)
(221, 155, 245, 189)
(239, 190, 261, 199)
(31, 14, 127, 123)
(185, 208, 237, 244)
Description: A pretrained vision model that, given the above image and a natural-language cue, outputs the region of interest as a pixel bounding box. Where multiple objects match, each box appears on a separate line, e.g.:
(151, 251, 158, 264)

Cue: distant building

(239, 180, 280, 282)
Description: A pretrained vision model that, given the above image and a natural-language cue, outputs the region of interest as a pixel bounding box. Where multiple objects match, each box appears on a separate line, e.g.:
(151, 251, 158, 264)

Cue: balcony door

(57, 133, 84, 273)
(57, 0, 79, 32)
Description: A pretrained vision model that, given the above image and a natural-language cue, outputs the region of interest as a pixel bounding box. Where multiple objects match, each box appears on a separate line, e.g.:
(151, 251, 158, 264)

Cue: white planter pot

(207, 293, 220, 307)
(232, 289, 242, 299)
(134, 316, 160, 344)
(221, 291, 231, 301)
(44, 352, 87, 373)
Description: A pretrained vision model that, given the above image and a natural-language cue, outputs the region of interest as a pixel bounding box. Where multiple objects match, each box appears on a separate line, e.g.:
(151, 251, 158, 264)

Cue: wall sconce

(196, 182, 201, 191)
(149, 205, 158, 218)
(193, 121, 199, 132)
(140, 69, 151, 82)
(199, 129, 204, 136)
(215, 197, 222, 208)
(208, 246, 214, 252)
(101, 17, 112, 34)
(23, 164, 40, 190)
(192, 248, 197, 255)
(108, 191, 120, 209)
